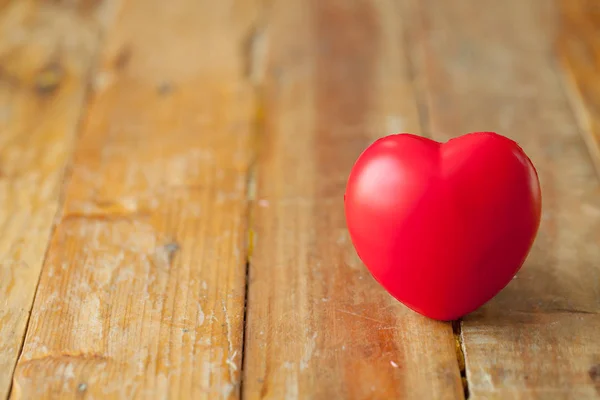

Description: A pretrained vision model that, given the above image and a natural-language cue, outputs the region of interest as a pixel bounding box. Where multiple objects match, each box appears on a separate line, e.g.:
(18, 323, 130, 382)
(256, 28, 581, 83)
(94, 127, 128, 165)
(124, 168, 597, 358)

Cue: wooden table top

(1, 0, 599, 399)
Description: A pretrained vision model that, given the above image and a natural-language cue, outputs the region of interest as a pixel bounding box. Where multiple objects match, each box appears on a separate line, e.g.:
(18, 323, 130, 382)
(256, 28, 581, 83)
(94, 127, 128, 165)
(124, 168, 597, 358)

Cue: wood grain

(242, 1, 463, 399)
(12, 0, 260, 398)
(409, 0, 600, 398)
(0, 1, 116, 397)
(558, 0, 600, 177)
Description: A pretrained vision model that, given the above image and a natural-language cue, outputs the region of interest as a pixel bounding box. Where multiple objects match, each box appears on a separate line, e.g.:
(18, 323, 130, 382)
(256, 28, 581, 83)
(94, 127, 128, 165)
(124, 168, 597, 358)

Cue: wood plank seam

(452, 320, 469, 399)
(239, 18, 268, 399)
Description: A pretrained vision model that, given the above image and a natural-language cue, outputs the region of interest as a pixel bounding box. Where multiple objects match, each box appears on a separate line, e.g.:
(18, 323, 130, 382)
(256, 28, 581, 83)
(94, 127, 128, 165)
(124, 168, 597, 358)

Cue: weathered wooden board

(0, 1, 116, 397)
(242, 0, 463, 399)
(12, 0, 260, 398)
(409, 0, 600, 398)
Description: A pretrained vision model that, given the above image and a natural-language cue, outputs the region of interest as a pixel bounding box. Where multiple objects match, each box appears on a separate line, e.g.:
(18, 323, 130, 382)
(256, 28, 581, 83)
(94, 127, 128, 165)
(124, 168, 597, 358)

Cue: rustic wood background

(0, 0, 599, 399)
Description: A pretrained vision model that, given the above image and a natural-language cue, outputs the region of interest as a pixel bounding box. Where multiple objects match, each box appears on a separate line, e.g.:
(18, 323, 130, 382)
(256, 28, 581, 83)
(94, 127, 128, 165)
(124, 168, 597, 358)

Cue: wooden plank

(558, 0, 600, 176)
(242, 1, 464, 399)
(409, 0, 600, 398)
(12, 0, 260, 398)
(0, 1, 116, 397)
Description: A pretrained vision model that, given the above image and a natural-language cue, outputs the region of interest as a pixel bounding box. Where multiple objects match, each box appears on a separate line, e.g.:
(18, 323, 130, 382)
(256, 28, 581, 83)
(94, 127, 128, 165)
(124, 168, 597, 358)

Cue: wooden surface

(0, 1, 115, 397)
(242, 1, 462, 399)
(10, 0, 260, 398)
(0, 0, 598, 399)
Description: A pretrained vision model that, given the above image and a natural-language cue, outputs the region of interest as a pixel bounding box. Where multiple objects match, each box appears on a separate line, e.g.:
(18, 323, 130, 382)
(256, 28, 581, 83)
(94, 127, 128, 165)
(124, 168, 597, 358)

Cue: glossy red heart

(344, 132, 541, 320)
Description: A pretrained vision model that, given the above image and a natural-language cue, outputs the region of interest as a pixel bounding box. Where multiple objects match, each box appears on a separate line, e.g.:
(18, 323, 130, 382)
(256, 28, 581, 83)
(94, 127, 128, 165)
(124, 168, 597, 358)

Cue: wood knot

(163, 242, 180, 263)
(590, 364, 600, 378)
(157, 81, 174, 96)
(35, 62, 64, 94)
(590, 364, 600, 394)
(114, 46, 132, 71)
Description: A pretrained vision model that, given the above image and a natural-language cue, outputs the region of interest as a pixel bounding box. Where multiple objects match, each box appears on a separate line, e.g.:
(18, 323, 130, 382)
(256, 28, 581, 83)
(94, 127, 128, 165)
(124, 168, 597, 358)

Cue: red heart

(344, 132, 541, 320)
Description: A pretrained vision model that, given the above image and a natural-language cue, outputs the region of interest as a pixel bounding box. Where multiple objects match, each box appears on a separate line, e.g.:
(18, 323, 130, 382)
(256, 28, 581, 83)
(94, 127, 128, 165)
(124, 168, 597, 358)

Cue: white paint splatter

(221, 383, 235, 398)
(93, 71, 114, 92)
(300, 333, 317, 371)
(63, 363, 75, 379)
(197, 302, 205, 326)
(282, 361, 294, 370)
(285, 371, 299, 399)
(121, 196, 138, 211)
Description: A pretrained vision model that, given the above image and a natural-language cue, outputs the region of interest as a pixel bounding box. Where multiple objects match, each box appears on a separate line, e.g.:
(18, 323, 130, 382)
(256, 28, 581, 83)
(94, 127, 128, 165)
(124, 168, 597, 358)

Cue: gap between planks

(239, 18, 269, 400)
(452, 320, 469, 399)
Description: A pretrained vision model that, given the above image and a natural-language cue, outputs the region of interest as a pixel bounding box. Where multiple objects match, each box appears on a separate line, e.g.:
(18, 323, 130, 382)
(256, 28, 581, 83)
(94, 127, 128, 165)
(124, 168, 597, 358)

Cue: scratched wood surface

(0, 0, 599, 399)
(0, 1, 116, 398)
(10, 0, 259, 398)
